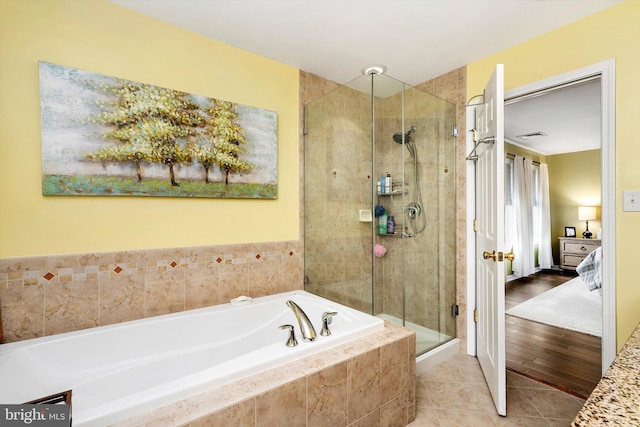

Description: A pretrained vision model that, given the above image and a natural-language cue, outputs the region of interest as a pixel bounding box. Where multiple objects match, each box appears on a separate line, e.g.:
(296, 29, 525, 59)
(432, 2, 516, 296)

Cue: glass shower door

(303, 80, 374, 314)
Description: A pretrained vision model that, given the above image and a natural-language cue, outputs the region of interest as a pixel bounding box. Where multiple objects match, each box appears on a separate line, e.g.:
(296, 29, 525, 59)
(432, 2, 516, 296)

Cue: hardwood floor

(505, 270, 602, 399)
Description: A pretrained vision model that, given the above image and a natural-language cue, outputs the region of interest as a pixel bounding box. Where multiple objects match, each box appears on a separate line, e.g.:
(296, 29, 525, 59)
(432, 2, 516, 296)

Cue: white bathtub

(0, 290, 383, 426)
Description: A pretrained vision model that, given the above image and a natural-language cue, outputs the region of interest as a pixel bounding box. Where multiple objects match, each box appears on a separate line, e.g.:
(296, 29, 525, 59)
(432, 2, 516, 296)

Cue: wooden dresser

(558, 237, 601, 271)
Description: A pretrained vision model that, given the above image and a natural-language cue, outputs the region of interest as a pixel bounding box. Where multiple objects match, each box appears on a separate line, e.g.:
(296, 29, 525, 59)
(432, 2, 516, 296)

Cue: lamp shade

(578, 206, 597, 221)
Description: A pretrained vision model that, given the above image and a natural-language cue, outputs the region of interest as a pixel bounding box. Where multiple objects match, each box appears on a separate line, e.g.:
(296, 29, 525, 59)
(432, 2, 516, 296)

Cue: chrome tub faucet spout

(286, 300, 317, 342)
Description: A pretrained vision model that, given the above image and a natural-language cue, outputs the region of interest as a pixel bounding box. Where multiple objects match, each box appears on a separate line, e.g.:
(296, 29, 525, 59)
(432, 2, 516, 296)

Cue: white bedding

(576, 246, 602, 293)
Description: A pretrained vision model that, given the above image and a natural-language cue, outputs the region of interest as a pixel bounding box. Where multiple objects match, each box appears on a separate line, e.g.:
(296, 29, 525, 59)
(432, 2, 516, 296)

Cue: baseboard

(415, 338, 461, 375)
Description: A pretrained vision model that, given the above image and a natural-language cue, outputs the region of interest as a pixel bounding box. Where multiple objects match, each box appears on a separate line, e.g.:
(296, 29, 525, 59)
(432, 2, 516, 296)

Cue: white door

(474, 64, 506, 416)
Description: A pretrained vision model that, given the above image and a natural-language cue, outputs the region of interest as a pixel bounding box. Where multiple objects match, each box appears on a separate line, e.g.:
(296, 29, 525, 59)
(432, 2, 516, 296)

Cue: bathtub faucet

(286, 300, 317, 342)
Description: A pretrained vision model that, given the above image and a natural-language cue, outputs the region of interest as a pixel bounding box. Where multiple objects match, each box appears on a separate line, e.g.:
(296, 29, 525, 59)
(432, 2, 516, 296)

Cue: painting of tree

(89, 82, 204, 186)
(39, 62, 277, 198)
(201, 100, 254, 185)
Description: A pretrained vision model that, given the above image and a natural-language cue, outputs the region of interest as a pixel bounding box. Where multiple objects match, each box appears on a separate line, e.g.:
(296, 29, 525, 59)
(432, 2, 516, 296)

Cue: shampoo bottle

(387, 215, 395, 234)
(385, 173, 392, 193)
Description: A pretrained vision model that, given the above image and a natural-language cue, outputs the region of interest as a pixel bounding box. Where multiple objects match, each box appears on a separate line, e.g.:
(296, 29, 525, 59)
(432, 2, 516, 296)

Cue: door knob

(483, 251, 497, 261)
(504, 251, 515, 261)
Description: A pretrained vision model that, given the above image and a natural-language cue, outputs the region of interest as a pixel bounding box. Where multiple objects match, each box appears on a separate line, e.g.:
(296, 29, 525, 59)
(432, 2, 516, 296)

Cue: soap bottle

(387, 215, 395, 234)
(379, 176, 386, 194)
(379, 214, 387, 234)
(385, 173, 392, 193)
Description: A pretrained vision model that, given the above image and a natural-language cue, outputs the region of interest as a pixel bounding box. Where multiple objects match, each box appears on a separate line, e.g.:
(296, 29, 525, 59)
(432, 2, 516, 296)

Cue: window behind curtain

(505, 159, 515, 251)
(505, 157, 541, 273)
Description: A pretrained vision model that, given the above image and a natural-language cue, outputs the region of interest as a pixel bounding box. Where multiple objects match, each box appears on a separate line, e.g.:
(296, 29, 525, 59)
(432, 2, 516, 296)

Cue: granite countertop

(572, 323, 640, 426)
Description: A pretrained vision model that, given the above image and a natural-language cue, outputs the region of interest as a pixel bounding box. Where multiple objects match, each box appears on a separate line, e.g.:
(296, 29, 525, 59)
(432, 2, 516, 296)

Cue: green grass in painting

(42, 175, 277, 199)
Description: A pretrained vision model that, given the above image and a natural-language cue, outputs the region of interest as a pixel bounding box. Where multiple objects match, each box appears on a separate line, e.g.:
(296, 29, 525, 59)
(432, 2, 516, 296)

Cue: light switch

(623, 191, 640, 212)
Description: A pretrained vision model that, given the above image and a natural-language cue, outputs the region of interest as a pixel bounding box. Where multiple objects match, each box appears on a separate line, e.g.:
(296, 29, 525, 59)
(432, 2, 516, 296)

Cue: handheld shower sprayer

(392, 125, 417, 144)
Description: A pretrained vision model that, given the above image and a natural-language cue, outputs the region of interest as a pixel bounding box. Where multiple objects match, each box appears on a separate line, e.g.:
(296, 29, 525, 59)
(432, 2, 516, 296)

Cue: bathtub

(0, 290, 384, 426)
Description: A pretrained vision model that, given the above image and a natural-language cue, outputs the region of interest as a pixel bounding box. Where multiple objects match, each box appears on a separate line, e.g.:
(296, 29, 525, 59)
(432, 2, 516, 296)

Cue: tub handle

(279, 324, 298, 347)
(321, 312, 338, 336)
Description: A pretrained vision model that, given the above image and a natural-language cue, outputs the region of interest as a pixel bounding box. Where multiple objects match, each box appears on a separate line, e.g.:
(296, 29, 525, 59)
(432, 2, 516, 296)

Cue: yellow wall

(0, 0, 299, 257)
(547, 150, 601, 261)
(468, 1, 640, 346)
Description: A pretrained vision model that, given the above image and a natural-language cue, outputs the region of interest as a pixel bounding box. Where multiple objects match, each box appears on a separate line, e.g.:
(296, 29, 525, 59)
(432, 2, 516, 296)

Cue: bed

(576, 245, 602, 293)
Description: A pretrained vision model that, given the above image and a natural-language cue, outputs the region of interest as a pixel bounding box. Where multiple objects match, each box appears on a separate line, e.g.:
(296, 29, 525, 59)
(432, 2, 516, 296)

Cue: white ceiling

(505, 79, 602, 156)
(109, 0, 616, 156)
(109, 0, 621, 85)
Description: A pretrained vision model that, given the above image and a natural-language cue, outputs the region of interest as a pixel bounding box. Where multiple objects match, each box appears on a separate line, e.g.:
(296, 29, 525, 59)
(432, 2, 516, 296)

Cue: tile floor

(409, 352, 586, 426)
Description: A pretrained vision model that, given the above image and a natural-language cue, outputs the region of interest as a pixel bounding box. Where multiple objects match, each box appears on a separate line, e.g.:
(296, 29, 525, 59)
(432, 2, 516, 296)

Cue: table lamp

(578, 206, 597, 239)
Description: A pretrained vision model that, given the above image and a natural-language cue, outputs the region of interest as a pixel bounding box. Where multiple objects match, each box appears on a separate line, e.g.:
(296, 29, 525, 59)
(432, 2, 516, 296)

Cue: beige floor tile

(506, 387, 545, 418)
(424, 380, 496, 413)
(407, 407, 441, 427)
(434, 408, 497, 427)
(507, 371, 553, 390)
(418, 360, 464, 383)
(456, 360, 490, 384)
(546, 418, 574, 427)
(493, 414, 552, 426)
(525, 388, 584, 420)
(414, 353, 587, 427)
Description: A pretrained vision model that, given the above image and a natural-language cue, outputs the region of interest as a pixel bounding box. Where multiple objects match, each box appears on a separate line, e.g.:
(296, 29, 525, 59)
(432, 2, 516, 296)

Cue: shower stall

(303, 68, 457, 357)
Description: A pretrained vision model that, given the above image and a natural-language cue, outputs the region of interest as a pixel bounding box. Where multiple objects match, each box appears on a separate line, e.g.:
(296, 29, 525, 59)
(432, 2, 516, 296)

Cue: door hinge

(473, 219, 478, 232)
(451, 304, 459, 317)
(451, 125, 459, 138)
(303, 127, 309, 135)
(473, 309, 478, 323)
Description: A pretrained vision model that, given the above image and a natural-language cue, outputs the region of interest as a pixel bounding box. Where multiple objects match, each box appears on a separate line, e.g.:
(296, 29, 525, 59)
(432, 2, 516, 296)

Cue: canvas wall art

(39, 61, 278, 198)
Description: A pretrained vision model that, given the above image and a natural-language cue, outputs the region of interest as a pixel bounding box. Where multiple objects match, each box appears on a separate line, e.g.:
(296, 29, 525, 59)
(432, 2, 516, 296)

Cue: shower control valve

(321, 311, 338, 336)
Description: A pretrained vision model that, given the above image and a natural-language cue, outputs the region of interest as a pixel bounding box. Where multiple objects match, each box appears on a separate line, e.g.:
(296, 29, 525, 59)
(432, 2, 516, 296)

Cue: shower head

(392, 126, 417, 144)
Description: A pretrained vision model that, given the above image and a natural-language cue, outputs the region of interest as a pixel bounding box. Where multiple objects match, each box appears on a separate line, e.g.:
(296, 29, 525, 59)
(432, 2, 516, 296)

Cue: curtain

(513, 156, 535, 276)
(538, 163, 553, 269)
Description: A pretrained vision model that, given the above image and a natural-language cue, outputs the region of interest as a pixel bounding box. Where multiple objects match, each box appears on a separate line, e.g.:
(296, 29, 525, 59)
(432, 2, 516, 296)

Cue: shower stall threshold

(376, 313, 460, 373)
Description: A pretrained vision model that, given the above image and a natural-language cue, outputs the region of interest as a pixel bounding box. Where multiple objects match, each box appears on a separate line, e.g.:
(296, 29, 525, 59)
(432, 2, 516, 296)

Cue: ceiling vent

(516, 131, 547, 140)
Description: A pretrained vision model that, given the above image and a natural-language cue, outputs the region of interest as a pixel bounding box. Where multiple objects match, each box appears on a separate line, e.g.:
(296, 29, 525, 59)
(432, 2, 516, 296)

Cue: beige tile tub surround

(0, 240, 303, 343)
(111, 322, 415, 427)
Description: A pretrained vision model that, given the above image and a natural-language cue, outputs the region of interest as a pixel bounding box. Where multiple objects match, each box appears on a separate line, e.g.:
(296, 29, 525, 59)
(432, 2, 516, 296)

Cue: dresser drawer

(558, 237, 601, 271)
(561, 254, 587, 268)
(563, 241, 600, 255)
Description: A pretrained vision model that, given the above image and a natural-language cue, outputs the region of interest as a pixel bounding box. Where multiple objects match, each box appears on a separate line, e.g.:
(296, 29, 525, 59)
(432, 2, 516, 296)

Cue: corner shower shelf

(377, 232, 403, 237)
(377, 189, 405, 196)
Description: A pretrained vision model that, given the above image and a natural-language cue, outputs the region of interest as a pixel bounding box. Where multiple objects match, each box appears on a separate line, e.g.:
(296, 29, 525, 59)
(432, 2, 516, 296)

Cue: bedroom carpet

(506, 276, 602, 337)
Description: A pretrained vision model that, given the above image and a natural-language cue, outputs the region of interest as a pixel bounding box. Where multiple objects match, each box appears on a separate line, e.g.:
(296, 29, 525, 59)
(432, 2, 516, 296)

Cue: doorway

(503, 76, 603, 397)
(466, 59, 616, 404)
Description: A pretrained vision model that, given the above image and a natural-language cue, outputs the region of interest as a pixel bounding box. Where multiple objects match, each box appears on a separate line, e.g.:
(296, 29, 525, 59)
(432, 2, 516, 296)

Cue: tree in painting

(189, 143, 216, 184)
(200, 100, 253, 186)
(88, 81, 203, 186)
